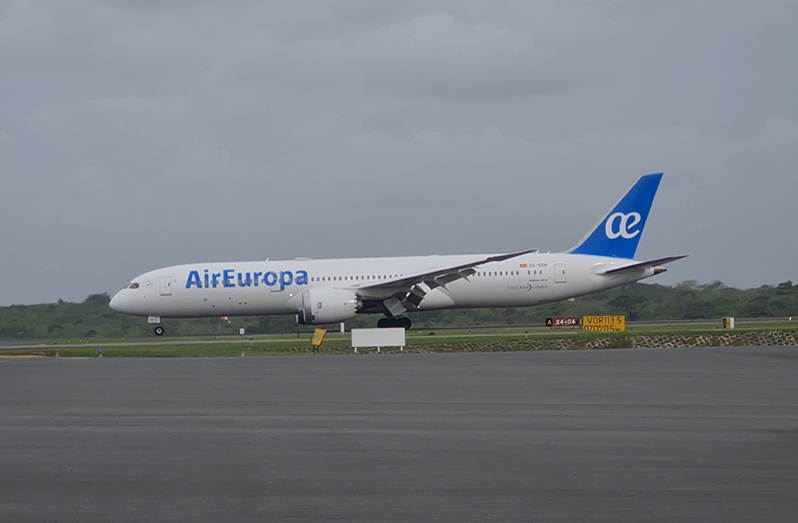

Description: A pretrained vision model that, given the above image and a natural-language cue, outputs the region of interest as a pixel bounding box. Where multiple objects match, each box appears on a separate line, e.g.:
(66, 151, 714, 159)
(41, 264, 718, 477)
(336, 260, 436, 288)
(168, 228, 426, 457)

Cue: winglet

(568, 173, 663, 259)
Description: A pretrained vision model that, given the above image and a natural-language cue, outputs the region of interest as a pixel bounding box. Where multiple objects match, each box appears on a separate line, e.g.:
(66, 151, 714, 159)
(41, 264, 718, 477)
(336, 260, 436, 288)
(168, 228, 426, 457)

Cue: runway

(1, 348, 797, 522)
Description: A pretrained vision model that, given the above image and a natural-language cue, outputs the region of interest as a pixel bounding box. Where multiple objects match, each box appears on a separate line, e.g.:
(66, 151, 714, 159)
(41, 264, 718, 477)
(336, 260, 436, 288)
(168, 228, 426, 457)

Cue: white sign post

(350, 328, 406, 353)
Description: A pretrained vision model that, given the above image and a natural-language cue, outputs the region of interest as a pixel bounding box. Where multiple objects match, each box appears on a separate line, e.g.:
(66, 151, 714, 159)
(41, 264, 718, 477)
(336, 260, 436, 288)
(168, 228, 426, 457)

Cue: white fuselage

(109, 252, 657, 319)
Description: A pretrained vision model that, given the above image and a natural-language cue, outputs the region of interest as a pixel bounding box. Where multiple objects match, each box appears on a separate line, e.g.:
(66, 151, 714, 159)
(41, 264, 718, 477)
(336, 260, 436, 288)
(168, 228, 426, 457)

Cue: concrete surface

(1, 347, 797, 522)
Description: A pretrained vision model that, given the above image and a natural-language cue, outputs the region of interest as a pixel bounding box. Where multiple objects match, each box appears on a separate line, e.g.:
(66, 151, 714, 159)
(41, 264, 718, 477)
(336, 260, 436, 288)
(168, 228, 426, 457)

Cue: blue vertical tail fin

(567, 173, 663, 259)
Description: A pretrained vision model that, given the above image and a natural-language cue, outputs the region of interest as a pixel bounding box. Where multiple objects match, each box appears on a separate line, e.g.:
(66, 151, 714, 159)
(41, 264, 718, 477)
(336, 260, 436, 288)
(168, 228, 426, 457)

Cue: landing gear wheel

(154, 325, 164, 336)
(377, 317, 412, 330)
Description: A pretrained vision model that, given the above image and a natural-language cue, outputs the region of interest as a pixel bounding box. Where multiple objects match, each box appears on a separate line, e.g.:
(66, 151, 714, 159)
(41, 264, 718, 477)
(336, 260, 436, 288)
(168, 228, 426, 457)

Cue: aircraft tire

(154, 325, 164, 336)
(377, 317, 412, 330)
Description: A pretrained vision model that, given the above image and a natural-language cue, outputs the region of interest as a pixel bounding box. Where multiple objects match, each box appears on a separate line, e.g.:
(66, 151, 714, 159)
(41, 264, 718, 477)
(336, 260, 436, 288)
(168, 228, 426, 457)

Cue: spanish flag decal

(520, 263, 528, 268)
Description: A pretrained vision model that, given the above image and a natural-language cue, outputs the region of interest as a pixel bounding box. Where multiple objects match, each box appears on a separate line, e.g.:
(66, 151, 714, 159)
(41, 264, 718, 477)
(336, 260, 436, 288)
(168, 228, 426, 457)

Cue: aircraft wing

(356, 249, 537, 313)
(599, 255, 688, 275)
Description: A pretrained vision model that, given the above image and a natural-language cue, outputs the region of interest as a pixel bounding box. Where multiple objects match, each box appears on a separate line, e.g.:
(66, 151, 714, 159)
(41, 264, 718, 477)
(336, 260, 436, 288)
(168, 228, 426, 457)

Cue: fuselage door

(554, 264, 567, 283)
(159, 276, 173, 296)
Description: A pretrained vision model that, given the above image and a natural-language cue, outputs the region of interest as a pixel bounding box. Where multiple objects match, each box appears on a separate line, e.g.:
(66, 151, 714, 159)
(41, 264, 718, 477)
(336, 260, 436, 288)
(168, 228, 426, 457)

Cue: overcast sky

(1, 0, 797, 305)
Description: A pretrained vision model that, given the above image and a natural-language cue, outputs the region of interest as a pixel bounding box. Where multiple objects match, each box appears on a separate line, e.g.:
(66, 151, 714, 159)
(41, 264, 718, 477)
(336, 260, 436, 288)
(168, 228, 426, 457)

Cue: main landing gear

(154, 325, 164, 336)
(377, 317, 412, 330)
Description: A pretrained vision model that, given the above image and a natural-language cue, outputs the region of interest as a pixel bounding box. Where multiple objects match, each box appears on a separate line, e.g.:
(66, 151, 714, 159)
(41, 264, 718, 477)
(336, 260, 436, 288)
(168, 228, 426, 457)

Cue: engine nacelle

(296, 288, 360, 325)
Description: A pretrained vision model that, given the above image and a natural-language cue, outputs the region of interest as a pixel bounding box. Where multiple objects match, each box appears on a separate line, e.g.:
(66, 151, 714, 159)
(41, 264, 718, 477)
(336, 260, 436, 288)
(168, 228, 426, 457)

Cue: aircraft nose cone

(109, 292, 122, 312)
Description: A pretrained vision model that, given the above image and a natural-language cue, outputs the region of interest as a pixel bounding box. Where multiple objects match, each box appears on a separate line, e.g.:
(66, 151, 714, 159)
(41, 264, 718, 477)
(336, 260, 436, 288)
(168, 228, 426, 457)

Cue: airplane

(110, 173, 685, 335)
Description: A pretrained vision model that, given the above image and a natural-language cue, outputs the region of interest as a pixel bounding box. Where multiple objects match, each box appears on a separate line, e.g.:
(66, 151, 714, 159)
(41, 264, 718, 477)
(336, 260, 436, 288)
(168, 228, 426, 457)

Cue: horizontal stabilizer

(600, 255, 688, 275)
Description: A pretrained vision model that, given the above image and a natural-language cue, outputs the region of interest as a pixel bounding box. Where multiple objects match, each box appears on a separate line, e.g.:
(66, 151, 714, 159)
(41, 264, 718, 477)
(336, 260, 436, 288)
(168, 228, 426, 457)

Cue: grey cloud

(0, 129, 12, 160)
(26, 95, 228, 191)
(0, 2, 184, 75)
(0, 0, 796, 305)
(208, 5, 620, 100)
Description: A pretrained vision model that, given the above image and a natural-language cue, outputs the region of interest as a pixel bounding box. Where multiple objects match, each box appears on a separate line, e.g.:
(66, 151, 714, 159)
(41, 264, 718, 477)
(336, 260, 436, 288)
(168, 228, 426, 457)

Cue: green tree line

(0, 280, 795, 340)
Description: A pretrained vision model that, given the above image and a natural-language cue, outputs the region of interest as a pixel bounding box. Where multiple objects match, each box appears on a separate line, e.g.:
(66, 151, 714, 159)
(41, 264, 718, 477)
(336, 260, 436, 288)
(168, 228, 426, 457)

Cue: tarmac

(1, 347, 797, 522)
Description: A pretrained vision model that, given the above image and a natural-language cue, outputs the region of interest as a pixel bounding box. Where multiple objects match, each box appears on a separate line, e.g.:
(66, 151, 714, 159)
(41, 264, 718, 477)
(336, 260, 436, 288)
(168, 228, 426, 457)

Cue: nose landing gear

(148, 316, 164, 336)
(377, 317, 412, 330)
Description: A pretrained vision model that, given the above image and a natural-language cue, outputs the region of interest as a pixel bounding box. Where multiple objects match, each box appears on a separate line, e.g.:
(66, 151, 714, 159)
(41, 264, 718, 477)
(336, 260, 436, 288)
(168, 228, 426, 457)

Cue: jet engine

(296, 288, 361, 325)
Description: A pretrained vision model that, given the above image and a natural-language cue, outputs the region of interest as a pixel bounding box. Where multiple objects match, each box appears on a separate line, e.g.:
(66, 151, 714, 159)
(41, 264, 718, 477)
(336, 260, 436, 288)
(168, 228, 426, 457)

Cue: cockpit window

(128, 282, 140, 289)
